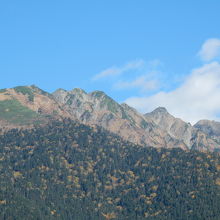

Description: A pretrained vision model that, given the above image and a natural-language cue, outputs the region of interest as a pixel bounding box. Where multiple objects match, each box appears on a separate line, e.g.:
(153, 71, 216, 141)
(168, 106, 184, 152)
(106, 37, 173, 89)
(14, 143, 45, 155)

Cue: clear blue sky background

(1, 0, 220, 114)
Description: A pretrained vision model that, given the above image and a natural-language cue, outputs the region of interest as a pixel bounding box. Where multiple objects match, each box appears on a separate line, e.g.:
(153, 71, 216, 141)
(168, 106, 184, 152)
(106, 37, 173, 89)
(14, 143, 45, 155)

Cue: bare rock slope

(144, 107, 220, 151)
(52, 88, 184, 149)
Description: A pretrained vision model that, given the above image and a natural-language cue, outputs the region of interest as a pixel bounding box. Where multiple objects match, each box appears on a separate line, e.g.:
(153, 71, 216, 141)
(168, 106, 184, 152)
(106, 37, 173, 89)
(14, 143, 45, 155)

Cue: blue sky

(1, 1, 220, 123)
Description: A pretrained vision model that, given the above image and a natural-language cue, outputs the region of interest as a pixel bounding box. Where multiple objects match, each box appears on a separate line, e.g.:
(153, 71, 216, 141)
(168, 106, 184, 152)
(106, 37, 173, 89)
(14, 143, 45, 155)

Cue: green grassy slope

(0, 99, 40, 125)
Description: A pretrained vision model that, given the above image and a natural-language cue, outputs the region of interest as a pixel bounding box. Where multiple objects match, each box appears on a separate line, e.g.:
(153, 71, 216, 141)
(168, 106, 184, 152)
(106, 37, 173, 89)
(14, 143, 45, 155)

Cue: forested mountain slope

(0, 119, 220, 219)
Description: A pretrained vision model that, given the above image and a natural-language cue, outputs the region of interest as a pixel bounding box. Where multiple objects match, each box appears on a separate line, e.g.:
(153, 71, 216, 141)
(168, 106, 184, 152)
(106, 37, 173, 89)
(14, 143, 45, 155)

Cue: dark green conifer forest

(0, 119, 220, 219)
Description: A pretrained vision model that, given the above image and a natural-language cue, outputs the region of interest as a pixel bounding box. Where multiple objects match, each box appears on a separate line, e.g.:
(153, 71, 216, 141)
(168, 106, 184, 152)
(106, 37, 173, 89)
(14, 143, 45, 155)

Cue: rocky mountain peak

(53, 88, 68, 97)
(144, 106, 195, 148)
(194, 119, 220, 137)
(54, 88, 67, 93)
(52, 88, 69, 104)
(90, 90, 106, 98)
(71, 88, 87, 95)
(144, 107, 172, 125)
(151, 107, 168, 115)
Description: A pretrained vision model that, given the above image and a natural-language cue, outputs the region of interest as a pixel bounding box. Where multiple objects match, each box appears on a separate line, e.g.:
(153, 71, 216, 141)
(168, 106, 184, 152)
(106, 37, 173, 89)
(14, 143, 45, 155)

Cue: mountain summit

(151, 107, 169, 114)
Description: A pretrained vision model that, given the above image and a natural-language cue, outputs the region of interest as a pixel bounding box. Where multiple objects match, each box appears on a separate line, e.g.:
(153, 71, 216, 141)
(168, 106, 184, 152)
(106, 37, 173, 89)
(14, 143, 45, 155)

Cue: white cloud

(198, 38, 220, 61)
(92, 59, 144, 81)
(93, 58, 163, 95)
(125, 62, 220, 124)
(114, 74, 159, 91)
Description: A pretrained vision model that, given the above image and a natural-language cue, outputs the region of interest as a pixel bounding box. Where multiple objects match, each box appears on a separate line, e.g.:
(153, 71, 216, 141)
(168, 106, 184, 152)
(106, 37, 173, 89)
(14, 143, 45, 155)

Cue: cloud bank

(92, 60, 144, 80)
(125, 62, 220, 124)
(198, 38, 220, 62)
(93, 59, 163, 93)
(114, 75, 159, 91)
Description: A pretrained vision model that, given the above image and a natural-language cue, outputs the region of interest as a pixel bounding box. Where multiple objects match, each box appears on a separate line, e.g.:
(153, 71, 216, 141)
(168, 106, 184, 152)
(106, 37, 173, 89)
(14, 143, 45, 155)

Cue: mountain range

(0, 85, 220, 152)
(1, 85, 220, 219)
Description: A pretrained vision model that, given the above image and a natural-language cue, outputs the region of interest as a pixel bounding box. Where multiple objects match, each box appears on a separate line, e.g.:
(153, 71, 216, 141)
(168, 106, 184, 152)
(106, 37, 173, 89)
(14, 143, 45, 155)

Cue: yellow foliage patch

(50, 210, 56, 215)
(0, 200, 6, 205)
(151, 185, 158, 191)
(215, 178, 220, 186)
(102, 212, 116, 219)
(13, 171, 22, 178)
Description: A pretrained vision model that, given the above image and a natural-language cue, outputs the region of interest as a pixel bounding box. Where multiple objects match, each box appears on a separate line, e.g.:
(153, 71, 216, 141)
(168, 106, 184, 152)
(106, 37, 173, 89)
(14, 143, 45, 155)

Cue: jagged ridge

(0, 85, 220, 151)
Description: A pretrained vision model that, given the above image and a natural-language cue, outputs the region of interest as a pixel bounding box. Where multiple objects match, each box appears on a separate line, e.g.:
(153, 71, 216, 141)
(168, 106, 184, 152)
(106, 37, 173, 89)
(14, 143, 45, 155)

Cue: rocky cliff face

(144, 107, 220, 151)
(52, 88, 184, 149)
(0, 85, 220, 152)
(194, 120, 220, 147)
(194, 120, 220, 137)
(145, 107, 193, 147)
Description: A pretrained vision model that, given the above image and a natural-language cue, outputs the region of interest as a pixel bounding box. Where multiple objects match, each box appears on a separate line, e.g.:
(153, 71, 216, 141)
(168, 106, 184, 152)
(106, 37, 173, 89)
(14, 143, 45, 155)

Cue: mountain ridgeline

(0, 85, 220, 151)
